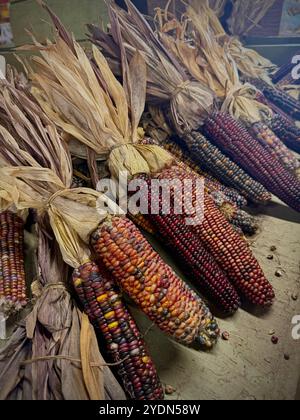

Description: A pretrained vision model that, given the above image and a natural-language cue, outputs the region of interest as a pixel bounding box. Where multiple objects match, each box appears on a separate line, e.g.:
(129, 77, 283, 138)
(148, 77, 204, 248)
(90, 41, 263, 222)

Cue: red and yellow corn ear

(91, 216, 219, 349)
(0, 211, 27, 315)
(203, 112, 300, 212)
(73, 260, 164, 400)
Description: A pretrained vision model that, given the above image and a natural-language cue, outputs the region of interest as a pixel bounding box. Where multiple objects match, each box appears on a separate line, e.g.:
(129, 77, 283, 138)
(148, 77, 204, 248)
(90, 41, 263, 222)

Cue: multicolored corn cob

(159, 164, 275, 306)
(73, 260, 163, 400)
(252, 78, 300, 120)
(0, 211, 27, 315)
(91, 216, 219, 348)
(269, 113, 300, 155)
(203, 112, 300, 212)
(135, 174, 241, 315)
(250, 122, 300, 173)
(163, 138, 248, 208)
(182, 131, 271, 204)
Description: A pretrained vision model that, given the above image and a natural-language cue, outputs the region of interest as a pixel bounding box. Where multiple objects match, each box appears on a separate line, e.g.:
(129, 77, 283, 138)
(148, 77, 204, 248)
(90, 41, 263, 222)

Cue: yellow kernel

(142, 356, 150, 364)
(104, 311, 115, 319)
(108, 321, 119, 329)
(97, 294, 108, 303)
(74, 278, 82, 287)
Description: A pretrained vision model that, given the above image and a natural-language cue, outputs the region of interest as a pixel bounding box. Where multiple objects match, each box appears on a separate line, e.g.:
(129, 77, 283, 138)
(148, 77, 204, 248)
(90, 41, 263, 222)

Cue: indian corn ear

(137, 174, 241, 315)
(203, 112, 300, 212)
(73, 261, 164, 400)
(91, 216, 219, 348)
(160, 164, 275, 306)
(163, 138, 248, 208)
(254, 79, 300, 120)
(269, 113, 300, 155)
(182, 131, 271, 205)
(0, 211, 27, 315)
(250, 122, 300, 173)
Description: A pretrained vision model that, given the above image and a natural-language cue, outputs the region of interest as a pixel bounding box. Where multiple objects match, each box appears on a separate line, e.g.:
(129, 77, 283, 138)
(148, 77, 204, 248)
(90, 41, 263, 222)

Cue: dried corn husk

(86, 0, 215, 133)
(0, 80, 120, 269)
(155, 2, 273, 125)
(186, 1, 277, 81)
(0, 218, 125, 400)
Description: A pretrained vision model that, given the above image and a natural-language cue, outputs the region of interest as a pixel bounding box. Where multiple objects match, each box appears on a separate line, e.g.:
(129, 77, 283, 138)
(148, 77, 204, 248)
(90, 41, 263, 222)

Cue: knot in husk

(221, 82, 273, 125)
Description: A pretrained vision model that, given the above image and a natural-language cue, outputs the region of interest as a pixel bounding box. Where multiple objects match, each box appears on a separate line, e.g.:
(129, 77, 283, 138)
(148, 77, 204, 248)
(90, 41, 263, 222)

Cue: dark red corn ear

(73, 261, 164, 400)
(160, 164, 275, 307)
(203, 111, 300, 213)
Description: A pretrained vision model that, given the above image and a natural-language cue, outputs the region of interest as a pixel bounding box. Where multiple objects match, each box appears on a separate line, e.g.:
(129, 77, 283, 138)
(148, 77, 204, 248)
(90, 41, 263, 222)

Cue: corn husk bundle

(227, 0, 276, 36)
(186, 0, 277, 83)
(87, 0, 215, 134)
(0, 217, 125, 400)
(156, 3, 272, 125)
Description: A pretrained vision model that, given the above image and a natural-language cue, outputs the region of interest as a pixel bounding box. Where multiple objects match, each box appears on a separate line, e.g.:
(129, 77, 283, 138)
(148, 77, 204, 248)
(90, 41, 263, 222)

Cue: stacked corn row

(269, 114, 300, 155)
(203, 112, 300, 212)
(210, 192, 258, 236)
(252, 79, 300, 120)
(250, 122, 300, 173)
(182, 131, 271, 204)
(136, 174, 241, 315)
(160, 164, 275, 306)
(163, 139, 248, 208)
(0, 211, 27, 314)
(73, 261, 164, 400)
(91, 216, 219, 348)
